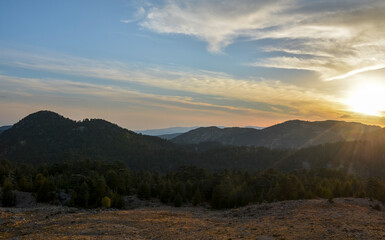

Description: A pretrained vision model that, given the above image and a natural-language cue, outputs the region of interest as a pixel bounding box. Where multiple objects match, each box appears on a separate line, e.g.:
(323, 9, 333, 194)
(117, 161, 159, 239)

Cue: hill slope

(0, 111, 175, 167)
(172, 120, 381, 149)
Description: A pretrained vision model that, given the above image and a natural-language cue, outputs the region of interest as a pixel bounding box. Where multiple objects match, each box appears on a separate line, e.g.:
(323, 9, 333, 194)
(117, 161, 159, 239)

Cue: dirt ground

(1, 198, 384, 240)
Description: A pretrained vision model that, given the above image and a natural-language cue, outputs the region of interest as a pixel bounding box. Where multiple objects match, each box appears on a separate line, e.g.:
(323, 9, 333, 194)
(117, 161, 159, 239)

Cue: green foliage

(76, 181, 90, 208)
(137, 181, 151, 200)
(192, 189, 203, 206)
(111, 193, 125, 209)
(1, 159, 385, 209)
(367, 178, 385, 203)
(1, 177, 16, 207)
(173, 193, 182, 207)
(36, 177, 55, 203)
(160, 180, 173, 204)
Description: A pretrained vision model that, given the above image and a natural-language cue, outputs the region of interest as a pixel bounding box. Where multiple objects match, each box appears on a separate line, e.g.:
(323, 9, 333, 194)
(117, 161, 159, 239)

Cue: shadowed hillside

(0, 111, 385, 177)
(172, 120, 381, 149)
(0, 111, 176, 168)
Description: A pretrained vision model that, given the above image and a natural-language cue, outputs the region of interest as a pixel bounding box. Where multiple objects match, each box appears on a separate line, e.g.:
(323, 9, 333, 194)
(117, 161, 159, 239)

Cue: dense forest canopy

(1, 159, 385, 209)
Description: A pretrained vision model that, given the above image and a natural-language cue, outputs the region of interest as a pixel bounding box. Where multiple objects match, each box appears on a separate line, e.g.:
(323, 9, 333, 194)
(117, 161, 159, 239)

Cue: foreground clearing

(1, 198, 384, 239)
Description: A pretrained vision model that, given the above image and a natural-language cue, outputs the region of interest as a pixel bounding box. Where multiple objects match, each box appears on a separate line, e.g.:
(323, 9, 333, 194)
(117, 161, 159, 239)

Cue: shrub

(101, 196, 111, 208)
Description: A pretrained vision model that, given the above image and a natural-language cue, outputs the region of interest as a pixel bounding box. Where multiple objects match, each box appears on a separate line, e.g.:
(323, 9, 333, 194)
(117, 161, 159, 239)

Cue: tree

(91, 176, 107, 207)
(160, 180, 173, 204)
(36, 178, 55, 202)
(111, 193, 125, 209)
(137, 181, 151, 200)
(18, 176, 32, 192)
(1, 178, 16, 207)
(77, 181, 90, 208)
(192, 189, 203, 206)
(173, 193, 182, 207)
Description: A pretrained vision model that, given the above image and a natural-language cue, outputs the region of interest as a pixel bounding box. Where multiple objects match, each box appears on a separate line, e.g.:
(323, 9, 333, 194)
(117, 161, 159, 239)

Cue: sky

(1, 0, 385, 130)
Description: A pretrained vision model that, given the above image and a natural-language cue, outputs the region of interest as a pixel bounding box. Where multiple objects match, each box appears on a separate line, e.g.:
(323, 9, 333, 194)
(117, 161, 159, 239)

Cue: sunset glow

(344, 82, 385, 116)
(1, 1, 385, 129)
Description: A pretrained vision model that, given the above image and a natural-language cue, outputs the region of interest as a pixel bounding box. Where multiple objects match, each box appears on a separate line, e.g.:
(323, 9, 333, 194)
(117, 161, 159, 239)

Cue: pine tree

(77, 181, 90, 208)
(173, 193, 182, 207)
(160, 181, 173, 204)
(192, 189, 203, 206)
(137, 181, 151, 200)
(1, 178, 16, 207)
(111, 193, 125, 209)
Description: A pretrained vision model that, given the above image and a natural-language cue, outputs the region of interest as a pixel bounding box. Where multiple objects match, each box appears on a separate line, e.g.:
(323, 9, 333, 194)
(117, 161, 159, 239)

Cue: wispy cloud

(0, 48, 347, 127)
(134, 0, 385, 80)
(120, 7, 146, 23)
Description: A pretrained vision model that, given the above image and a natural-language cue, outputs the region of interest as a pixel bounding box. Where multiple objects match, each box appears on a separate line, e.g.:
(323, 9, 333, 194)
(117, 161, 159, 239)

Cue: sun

(344, 82, 385, 116)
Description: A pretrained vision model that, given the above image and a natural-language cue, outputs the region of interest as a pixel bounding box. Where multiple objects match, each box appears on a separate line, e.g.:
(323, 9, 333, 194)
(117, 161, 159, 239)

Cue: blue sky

(1, 0, 385, 129)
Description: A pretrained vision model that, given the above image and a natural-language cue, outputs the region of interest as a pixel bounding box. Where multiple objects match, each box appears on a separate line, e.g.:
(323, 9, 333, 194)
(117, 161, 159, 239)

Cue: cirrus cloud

(136, 0, 385, 80)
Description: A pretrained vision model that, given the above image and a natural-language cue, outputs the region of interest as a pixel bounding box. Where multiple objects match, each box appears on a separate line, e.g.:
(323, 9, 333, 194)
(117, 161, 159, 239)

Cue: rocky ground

(0, 198, 384, 240)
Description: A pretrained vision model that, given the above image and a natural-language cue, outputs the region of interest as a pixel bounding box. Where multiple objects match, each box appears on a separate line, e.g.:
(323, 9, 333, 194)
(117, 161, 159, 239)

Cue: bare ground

(1, 198, 384, 240)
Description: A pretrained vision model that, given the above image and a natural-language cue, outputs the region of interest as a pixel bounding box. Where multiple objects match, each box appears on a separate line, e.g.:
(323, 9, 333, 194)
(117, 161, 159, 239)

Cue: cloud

(137, 0, 385, 80)
(0, 49, 344, 123)
(120, 7, 146, 23)
(139, 0, 292, 53)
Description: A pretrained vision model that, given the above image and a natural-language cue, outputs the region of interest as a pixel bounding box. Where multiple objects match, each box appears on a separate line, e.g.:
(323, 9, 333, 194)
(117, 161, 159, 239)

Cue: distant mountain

(0, 111, 384, 177)
(157, 133, 183, 140)
(0, 125, 12, 135)
(0, 111, 176, 168)
(135, 127, 199, 136)
(172, 120, 381, 149)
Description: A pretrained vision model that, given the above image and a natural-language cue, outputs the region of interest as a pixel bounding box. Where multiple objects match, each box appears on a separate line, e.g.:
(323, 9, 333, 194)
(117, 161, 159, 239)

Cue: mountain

(0, 111, 176, 168)
(0, 111, 384, 177)
(135, 126, 199, 136)
(172, 120, 381, 149)
(0, 125, 12, 135)
(157, 133, 183, 140)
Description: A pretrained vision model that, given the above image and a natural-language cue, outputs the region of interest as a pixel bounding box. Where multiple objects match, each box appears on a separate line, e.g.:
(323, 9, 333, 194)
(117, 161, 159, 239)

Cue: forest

(1, 159, 384, 209)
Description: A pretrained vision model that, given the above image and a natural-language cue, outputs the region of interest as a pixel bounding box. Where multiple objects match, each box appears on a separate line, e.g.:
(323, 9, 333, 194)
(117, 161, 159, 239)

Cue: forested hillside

(172, 120, 381, 148)
(1, 111, 385, 209)
(1, 111, 385, 177)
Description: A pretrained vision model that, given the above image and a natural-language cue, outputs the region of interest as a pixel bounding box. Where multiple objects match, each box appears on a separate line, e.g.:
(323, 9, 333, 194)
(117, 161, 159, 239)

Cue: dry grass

(1, 198, 384, 240)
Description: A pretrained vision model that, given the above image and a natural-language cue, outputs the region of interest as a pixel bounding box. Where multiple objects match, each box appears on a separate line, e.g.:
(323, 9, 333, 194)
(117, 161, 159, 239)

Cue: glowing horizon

(1, 1, 385, 130)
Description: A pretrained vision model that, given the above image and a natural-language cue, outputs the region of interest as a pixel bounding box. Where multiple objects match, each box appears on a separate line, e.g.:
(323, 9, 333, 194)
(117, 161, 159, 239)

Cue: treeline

(1, 159, 385, 209)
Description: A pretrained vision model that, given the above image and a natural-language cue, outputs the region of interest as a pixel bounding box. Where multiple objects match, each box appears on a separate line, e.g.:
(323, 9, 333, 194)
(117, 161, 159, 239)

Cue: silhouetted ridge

(0, 111, 176, 168)
(1, 111, 384, 177)
(172, 119, 381, 149)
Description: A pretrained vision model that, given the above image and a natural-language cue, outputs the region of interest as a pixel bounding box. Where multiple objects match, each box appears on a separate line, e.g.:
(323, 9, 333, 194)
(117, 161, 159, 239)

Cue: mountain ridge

(1, 110, 384, 177)
(0, 110, 176, 167)
(172, 119, 382, 149)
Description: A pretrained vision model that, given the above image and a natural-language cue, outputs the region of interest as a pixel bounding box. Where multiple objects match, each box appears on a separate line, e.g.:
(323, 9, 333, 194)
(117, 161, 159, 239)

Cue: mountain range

(135, 126, 263, 140)
(0, 110, 384, 176)
(172, 120, 381, 149)
(135, 126, 200, 136)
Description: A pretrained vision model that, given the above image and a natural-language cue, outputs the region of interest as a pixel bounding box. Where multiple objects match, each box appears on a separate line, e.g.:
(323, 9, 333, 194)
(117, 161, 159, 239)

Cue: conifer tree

(1, 178, 16, 207)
